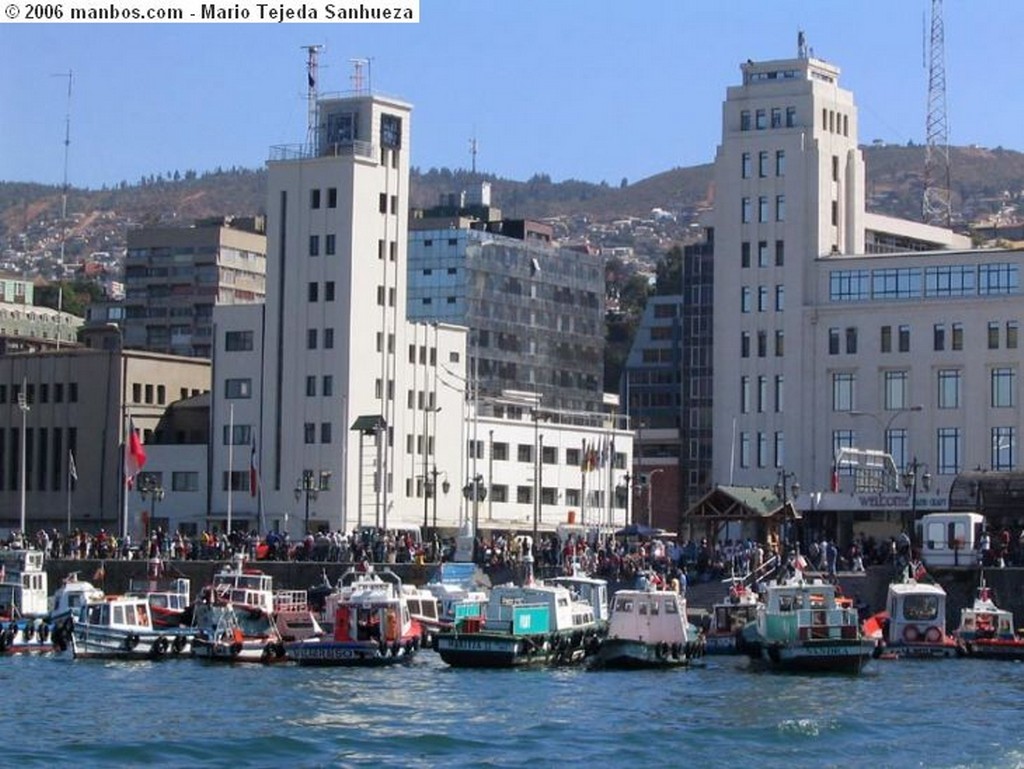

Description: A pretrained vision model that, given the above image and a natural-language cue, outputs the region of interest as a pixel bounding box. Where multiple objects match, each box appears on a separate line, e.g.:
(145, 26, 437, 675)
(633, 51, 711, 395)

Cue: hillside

(2, 144, 1024, 274)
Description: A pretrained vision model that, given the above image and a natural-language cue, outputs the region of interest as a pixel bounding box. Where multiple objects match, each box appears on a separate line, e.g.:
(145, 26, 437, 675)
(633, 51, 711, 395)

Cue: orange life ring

(903, 624, 920, 643)
(924, 626, 942, 643)
(232, 627, 244, 644)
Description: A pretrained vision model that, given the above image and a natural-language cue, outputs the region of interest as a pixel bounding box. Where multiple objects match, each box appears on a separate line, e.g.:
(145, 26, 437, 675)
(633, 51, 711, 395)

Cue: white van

(917, 512, 984, 567)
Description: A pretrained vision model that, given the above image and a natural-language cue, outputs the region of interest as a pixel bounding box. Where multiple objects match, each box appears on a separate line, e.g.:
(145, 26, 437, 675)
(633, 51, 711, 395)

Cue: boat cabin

(0, 549, 48, 617)
(608, 590, 688, 645)
(886, 580, 949, 644)
(758, 580, 859, 643)
(917, 512, 984, 568)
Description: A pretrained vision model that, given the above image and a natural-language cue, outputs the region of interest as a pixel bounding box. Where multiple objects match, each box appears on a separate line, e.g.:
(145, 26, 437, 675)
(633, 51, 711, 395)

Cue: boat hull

(191, 636, 287, 663)
(287, 638, 419, 666)
(754, 639, 877, 673)
(589, 638, 702, 670)
(956, 638, 1024, 660)
(71, 627, 192, 660)
(0, 619, 59, 655)
(436, 629, 599, 668)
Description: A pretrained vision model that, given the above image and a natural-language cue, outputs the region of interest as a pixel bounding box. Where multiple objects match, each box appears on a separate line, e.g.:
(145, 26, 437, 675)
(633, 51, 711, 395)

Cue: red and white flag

(249, 439, 260, 498)
(830, 465, 840, 493)
(124, 417, 147, 488)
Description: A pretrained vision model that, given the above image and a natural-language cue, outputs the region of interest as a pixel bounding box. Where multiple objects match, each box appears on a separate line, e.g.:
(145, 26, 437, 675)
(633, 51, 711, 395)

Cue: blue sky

(0, 0, 1019, 190)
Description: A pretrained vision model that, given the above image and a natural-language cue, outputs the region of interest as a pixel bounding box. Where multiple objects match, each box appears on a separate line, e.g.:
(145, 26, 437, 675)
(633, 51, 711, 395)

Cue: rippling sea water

(3, 652, 1023, 768)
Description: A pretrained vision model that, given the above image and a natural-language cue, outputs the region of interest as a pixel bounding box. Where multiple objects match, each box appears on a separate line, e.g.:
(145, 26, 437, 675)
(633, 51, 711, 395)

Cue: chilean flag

(124, 417, 147, 488)
(249, 439, 260, 498)
(830, 464, 840, 493)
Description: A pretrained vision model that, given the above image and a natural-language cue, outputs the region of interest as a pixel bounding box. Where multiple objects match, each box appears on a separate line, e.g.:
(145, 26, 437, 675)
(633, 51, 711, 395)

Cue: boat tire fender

(275, 642, 287, 659)
(658, 642, 669, 658)
(671, 643, 681, 660)
(903, 624, 920, 643)
(230, 641, 242, 657)
(172, 635, 187, 654)
(151, 636, 169, 658)
(23, 623, 34, 642)
(38, 623, 49, 643)
(261, 644, 274, 662)
(924, 626, 942, 643)
(391, 641, 401, 658)
(124, 633, 140, 651)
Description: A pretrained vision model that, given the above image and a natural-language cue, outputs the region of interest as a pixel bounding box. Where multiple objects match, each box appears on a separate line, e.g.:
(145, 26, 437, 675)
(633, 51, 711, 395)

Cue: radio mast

(923, 0, 951, 227)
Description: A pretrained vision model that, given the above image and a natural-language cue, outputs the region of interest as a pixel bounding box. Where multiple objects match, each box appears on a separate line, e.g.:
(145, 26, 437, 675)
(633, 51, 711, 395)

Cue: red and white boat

(863, 571, 958, 658)
(286, 567, 422, 666)
(128, 558, 191, 630)
(0, 549, 59, 654)
(954, 577, 1024, 660)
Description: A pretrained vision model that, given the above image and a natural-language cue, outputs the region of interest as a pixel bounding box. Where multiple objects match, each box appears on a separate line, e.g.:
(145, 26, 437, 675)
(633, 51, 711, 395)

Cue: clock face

(380, 114, 402, 149)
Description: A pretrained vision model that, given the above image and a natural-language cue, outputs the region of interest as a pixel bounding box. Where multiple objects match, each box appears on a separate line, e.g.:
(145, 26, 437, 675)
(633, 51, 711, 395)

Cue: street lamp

(422, 406, 441, 535)
(17, 378, 29, 536)
(294, 469, 331, 535)
(138, 473, 165, 540)
(430, 469, 450, 534)
(902, 457, 931, 536)
(646, 468, 664, 529)
(774, 469, 800, 548)
(849, 404, 923, 458)
(620, 472, 633, 525)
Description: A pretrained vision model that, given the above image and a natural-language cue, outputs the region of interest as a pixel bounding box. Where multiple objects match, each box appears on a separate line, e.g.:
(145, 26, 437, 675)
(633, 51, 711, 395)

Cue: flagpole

(121, 411, 129, 541)
(66, 450, 72, 534)
(227, 403, 234, 539)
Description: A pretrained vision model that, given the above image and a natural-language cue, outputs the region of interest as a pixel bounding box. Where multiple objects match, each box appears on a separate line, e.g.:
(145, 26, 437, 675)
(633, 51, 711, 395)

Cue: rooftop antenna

(302, 44, 324, 149)
(469, 134, 478, 175)
(350, 57, 372, 94)
(797, 30, 808, 59)
(923, 0, 951, 227)
(51, 69, 72, 351)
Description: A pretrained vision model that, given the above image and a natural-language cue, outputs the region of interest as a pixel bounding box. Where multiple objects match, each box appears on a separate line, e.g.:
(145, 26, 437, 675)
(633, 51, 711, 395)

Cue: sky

(0, 0, 1021, 191)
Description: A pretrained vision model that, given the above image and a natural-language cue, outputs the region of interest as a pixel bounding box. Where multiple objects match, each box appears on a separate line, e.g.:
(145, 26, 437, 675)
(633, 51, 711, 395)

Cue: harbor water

(3, 652, 1023, 768)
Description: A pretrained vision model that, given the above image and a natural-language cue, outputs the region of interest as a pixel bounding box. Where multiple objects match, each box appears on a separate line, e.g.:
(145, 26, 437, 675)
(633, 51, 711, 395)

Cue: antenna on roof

(469, 134, 478, 175)
(302, 44, 324, 148)
(51, 69, 72, 351)
(350, 57, 372, 94)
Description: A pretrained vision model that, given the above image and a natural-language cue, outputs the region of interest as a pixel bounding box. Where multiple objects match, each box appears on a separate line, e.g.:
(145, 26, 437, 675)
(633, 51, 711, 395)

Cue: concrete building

(0, 347, 209, 536)
(704, 41, 1009, 543)
(123, 217, 267, 357)
(408, 183, 607, 413)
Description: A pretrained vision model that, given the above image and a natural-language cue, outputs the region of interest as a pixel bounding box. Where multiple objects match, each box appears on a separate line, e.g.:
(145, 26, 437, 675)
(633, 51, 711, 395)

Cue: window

(832, 155, 839, 182)
(758, 286, 768, 312)
(757, 330, 767, 357)
(937, 369, 961, 409)
(740, 287, 751, 313)
(757, 376, 767, 413)
(774, 375, 784, 412)
(845, 327, 858, 355)
(898, 325, 910, 353)
(516, 486, 533, 505)
(517, 444, 533, 463)
(741, 152, 751, 178)
(741, 197, 751, 223)
(937, 427, 962, 474)
(739, 432, 750, 468)
(952, 323, 963, 351)
(321, 423, 332, 444)
(740, 110, 751, 131)
(308, 282, 318, 302)
(324, 328, 334, 349)
(309, 235, 319, 256)
(172, 472, 199, 492)
(771, 107, 781, 128)
(379, 193, 387, 213)
(884, 371, 908, 410)
(223, 423, 252, 445)
(306, 376, 316, 397)
(775, 284, 784, 311)
(757, 432, 768, 467)
(325, 234, 336, 256)
(1008, 321, 1019, 349)
(774, 432, 785, 467)
(741, 332, 750, 358)
(831, 200, 838, 226)
(785, 106, 796, 127)
(992, 367, 1015, 408)
(758, 196, 768, 223)
(225, 378, 252, 399)
(758, 241, 769, 267)
(755, 109, 766, 129)
(377, 286, 385, 306)
(832, 372, 855, 412)
(828, 328, 840, 355)
(307, 329, 317, 349)
(888, 429, 908, 469)
(776, 195, 785, 221)
(833, 430, 855, 470)
(740, 376, 750, 413)
(322, 375, 333, 396)
(881, 326, 892, 353)
(775, 150, 785, 176)
(325, 282, 335, 302)
(327, 187, 337, 208)
(775, 330, 784, 356)
(741, 241, 751, 268)
(225, 330, 253, 351)
(992, 427, 1016, 471)
(775, 240, 784, 266)
(758, 151, 768, 177)
(542, 446, 557, 465)
(310, 189, 321, 209)
(988, 322, 1000, 349)
(933, 324, 945, 351)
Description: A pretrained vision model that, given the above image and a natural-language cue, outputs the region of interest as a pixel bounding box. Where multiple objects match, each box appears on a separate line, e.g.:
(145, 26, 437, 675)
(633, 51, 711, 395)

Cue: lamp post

(138, 473, 165, 541)
(774, 469, 800, 548)
(620, 472, 632, 525)
(431, 468, 449, 534)
(647, 469, 664, 529)
(422, 406, 441, 535)
(17, 378, 29, 536)
(294, 469, 331, 535)
(850, 404, 923, 458)
(901, 457, 931, 538)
